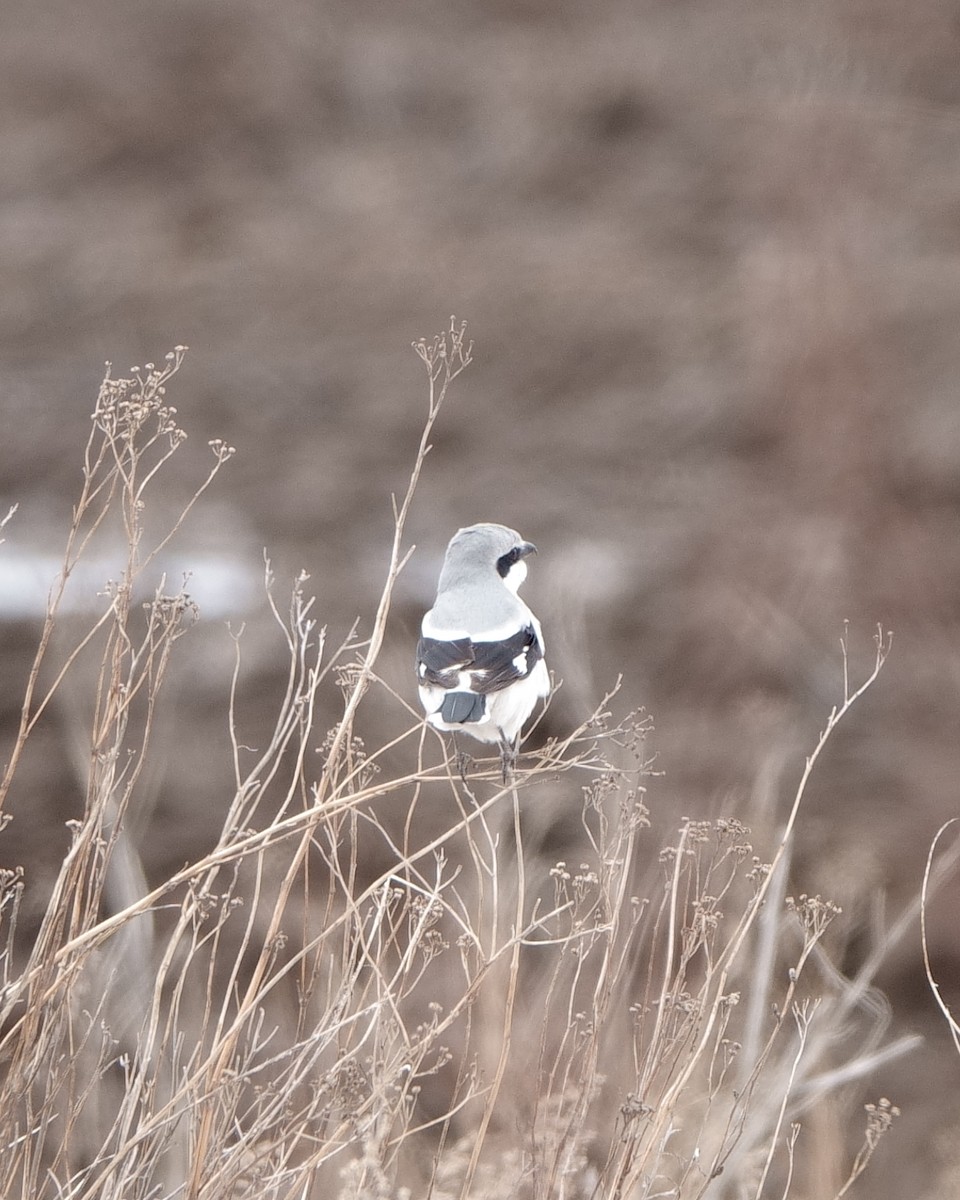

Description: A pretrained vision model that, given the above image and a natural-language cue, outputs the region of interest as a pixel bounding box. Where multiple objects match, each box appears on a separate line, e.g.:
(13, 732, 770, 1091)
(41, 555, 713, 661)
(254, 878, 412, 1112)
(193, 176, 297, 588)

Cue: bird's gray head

(437, 523, 538, 597)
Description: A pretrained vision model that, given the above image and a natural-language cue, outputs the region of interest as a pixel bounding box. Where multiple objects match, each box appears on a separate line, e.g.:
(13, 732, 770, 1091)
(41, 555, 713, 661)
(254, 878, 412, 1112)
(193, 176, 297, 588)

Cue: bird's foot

(452, 738, 474, 784)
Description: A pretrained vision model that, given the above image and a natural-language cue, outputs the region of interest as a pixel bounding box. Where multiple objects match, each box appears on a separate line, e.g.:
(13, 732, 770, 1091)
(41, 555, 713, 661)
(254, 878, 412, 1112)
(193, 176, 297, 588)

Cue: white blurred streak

(0, 547, 259, 620)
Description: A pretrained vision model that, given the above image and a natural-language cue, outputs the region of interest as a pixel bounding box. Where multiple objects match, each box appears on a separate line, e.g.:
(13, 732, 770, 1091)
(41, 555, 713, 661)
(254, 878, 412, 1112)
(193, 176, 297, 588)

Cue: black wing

(470, 626, 543, 693)
(417, 626, 542, 696)
(416, 635, 474, 689)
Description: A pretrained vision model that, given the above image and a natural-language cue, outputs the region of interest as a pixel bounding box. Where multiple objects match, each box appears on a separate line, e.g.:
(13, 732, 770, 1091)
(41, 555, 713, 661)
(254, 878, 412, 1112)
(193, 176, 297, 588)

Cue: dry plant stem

(459, 781, 526, 1199)
(738, 836, 792, 1085)
(921, 817, 960, 1054)
(0, 503, 17, 541)
(832, 1099, 901, 1199)
(779, 1125, 801, 1200)
(752, 1001, 817, 1200)
(640, 821, 690, 1097)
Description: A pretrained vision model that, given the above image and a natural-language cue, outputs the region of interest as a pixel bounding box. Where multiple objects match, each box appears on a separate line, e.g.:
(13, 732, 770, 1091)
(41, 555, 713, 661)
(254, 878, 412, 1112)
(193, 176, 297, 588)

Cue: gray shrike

(416, 523, 550, 775)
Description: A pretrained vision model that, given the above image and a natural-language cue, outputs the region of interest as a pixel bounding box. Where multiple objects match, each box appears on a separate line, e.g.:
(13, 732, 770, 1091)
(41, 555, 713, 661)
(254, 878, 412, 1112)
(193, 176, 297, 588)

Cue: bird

(416, 523, 550, 778)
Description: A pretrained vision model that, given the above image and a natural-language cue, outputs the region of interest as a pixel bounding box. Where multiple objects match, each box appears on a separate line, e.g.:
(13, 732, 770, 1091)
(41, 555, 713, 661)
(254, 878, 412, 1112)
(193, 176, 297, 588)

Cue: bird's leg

(498, 731, 519, 784)
(452, 733, 473, 784)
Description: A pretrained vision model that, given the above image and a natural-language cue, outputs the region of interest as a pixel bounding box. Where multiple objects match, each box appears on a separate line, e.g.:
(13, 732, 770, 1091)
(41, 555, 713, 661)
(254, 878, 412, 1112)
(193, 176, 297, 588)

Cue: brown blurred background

(2, 0, 960, 1192)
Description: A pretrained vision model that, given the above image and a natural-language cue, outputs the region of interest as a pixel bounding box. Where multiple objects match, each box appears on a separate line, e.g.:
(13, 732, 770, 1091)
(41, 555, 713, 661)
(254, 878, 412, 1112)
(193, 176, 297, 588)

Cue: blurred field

(2, 0, 960, 1194)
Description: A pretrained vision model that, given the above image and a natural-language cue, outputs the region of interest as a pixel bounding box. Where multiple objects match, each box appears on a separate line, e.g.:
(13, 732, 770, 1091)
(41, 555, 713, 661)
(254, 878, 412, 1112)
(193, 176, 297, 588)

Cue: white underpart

(419, 658, 550, 745)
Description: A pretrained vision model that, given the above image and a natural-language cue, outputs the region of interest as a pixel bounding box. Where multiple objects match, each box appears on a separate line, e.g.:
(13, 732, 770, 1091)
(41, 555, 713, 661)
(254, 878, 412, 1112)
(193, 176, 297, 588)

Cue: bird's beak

(518, 541, 538, 558)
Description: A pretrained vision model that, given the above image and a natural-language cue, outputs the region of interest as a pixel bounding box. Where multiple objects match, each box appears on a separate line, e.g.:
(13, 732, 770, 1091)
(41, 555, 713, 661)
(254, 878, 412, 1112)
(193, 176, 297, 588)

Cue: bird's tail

(440, 691, 486, 725)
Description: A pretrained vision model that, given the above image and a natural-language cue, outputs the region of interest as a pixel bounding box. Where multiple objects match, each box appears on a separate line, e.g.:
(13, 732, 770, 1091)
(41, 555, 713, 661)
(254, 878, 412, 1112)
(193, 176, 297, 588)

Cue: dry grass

(0, 322, 916, 1199)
